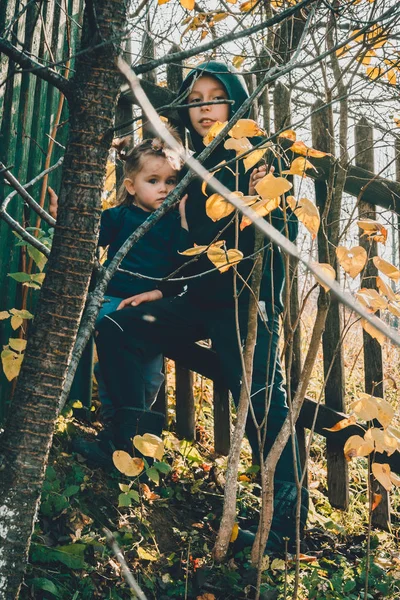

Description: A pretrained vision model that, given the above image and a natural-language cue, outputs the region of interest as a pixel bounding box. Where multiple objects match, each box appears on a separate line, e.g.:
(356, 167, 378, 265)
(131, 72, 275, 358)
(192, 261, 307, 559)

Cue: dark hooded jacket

(178, 61, 297, 313)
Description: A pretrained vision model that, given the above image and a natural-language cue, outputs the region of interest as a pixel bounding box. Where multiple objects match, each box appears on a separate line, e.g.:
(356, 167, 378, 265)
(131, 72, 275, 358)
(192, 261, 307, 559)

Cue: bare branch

(0, 37, 71, 96)
(104, 529, 148, 600)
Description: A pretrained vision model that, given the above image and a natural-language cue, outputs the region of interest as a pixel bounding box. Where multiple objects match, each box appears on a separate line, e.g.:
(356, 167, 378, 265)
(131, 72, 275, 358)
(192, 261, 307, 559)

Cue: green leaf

(118, 493, 132, 507)
(10, 308, 34, 319)
(27, 578, 61, 598)
(8, 272, 32, 283)
(154, 461, 171, 474)
(63, 485, 80, 497)
(146, 467, 160, 485)
(118, 483, 131, 493)
(128, 489, 140, 503)
(344, 580, 356, 593)
(30, 543, 88, 569)
(27, 245, 47, 272)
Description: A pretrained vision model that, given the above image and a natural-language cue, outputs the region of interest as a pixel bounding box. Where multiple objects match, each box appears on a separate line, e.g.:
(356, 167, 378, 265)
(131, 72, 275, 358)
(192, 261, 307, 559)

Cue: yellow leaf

(200, 29, 208, 41)
(255, 172, 292, 200)
(336, 44, 351, 58)
(133, 433, 164, 461)
(282, 157, 316, 177)
(387, 69, 397, 85)
(365, 428, 397, 455)
(230, 522, 239, 542)
(387, 301, 400, 317)
(356, 288, 387, 312)
(361, 318, 385, 345)
(158, 0, 170, 4)
(376, 276, 396, 301)
(344, 434, 374, 460)
(350, 393, 378, 422)
(286, 196, 320, 239)
(8, 338, 27, 352)
(232, 55, 245, 69)
(1, 348, 24, 381)
(372, 463, 392, 491)
(113, 451, 145, 477)
(358, 219, 387, 244)
(0, 311, 10, 320)
(180, 244, 209, 256)
(240, 0, 258, 12)
(243, 146, 270, 172)
(372, 395, 394, 428)
(212, 12, 229, 22)
(278, 129, 296, 141)
(203, 121, 228, 146)
(240, 197, 281, 230)
(206, 193, 236, 221)
(271, 558, 286, 571)
(10, 315, 23, 330)
(290, 140, 330, 159)
(224, 136, 253, 154)
(324, 416, 357, 432)
(226, 0, 237, 3)
(104, 161, 116, 194)
(373, 256, 400, 281)
(366, 66, 383, 80)
(372, 493, 382, 511)
(229, 119, 265, 139)
(180, 0, 195, 9)
(336, 246, 367, 279)
(207, 245, 243, 273)
(312, 262, 336, 292)
(390, 472, 400, 486)
(137, 546, 158, 561)
(355, 49, 376, 66)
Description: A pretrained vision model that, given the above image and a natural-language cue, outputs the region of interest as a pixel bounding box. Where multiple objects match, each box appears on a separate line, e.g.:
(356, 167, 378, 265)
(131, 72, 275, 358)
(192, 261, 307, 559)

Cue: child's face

(124, 156, 177, 212)
(187, 75, 229, 138)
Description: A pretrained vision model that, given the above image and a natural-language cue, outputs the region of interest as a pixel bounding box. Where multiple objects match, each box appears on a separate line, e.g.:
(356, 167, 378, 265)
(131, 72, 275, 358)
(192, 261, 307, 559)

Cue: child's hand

(48, 187, 58, 220)
(117, 289, 163, 309)
(179, 194, 189, 231)
(249, 165, 274, 195)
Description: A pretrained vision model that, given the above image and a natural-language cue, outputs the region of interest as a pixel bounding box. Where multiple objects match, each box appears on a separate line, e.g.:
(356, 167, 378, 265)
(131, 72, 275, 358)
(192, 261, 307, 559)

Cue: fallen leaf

(270, 558, 286, 571)
(336, 246, 367, 278)
(140, 483, 160, 501)
(137, 546, 158, 561)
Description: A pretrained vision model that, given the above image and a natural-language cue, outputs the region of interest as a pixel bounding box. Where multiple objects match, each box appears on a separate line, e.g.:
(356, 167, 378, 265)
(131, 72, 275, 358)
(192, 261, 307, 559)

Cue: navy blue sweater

(99, 204, 183, 298)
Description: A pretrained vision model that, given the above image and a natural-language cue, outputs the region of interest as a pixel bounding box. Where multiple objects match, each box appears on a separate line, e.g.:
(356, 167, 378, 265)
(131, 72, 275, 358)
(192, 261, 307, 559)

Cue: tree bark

(0, 1, 127, 596)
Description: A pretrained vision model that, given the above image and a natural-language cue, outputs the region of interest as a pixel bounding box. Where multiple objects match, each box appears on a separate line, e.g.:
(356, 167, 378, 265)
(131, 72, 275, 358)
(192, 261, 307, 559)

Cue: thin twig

(104, 528, 148, 600)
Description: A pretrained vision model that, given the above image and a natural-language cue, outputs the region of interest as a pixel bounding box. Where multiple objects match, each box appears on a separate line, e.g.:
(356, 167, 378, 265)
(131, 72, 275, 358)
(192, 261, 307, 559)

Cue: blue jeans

(94, 295, 164, 420)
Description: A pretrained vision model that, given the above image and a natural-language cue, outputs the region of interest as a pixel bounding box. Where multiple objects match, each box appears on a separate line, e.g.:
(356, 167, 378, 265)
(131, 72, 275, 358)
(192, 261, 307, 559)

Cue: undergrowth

(19, 360, 400, 600)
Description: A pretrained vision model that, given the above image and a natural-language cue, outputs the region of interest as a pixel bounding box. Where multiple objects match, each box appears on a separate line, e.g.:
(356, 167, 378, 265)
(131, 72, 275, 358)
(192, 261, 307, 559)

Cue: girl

(95, 62, 308, 550)
(50, 132, 188, 465)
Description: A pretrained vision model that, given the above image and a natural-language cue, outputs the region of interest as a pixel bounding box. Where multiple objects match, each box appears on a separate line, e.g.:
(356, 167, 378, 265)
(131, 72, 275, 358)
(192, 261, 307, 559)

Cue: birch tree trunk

(0, 1, 127, 596)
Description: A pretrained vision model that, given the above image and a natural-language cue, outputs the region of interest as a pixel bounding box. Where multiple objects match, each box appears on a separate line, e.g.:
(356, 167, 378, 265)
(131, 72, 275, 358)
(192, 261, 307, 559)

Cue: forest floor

(20, 342, 400, 600)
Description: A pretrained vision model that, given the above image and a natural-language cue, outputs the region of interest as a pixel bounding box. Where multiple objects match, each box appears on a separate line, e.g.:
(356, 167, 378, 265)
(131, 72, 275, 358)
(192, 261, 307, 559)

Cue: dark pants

(96, 294, 300, 485)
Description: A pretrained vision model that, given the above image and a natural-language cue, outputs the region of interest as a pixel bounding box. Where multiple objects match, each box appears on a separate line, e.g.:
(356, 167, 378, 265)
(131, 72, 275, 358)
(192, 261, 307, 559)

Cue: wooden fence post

(175, 364, 195, 440)
(355, 117, 390, 529)
(312, 99, 349, 510)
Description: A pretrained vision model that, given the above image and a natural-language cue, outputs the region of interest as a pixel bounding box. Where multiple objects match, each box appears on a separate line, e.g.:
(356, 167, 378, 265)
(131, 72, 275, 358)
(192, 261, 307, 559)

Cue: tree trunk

(0, 1, 127, 597)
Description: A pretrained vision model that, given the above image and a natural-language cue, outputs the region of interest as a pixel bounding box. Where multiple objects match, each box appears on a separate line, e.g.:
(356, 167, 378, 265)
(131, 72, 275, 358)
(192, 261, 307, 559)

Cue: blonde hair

(112, 127, 184, 207)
